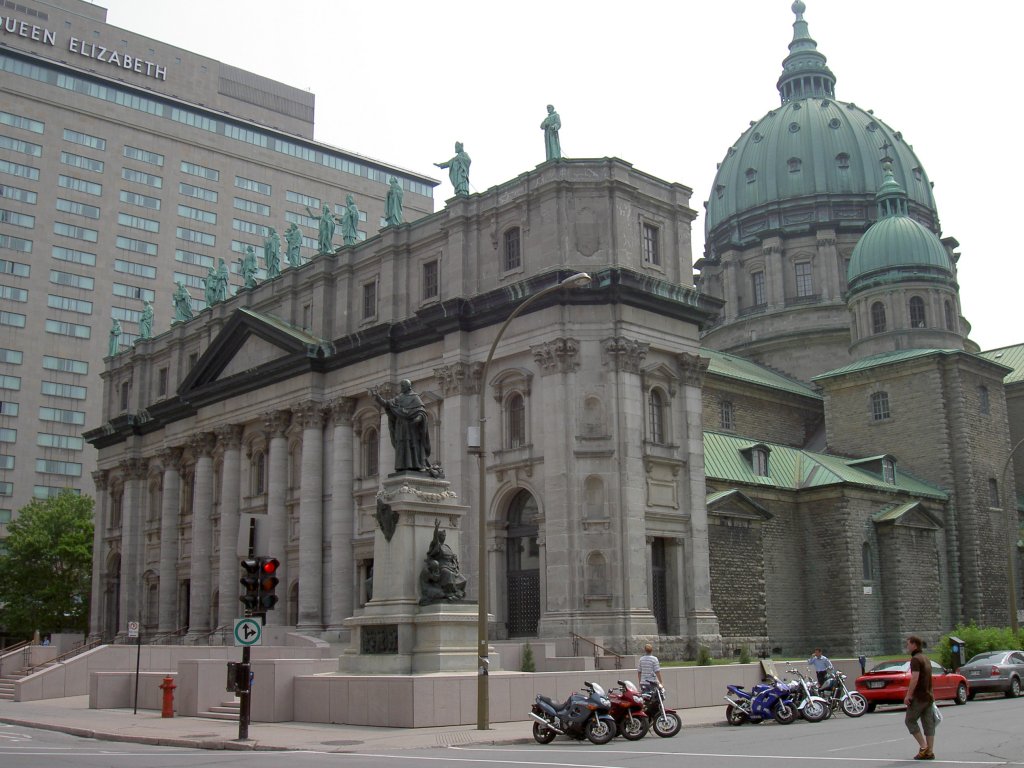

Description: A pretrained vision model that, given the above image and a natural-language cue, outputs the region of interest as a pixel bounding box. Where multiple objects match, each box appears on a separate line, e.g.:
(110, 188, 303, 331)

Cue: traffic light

(257, 557, 280, 611)
(240, 558, 260, 613)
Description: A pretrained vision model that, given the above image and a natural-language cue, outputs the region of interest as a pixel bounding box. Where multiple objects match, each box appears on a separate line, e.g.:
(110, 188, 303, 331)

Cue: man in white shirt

(638, 643, 664, 687)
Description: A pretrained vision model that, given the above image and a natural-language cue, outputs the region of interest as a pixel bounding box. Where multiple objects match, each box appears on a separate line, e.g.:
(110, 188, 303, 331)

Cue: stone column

(88, 470, 108, 640)
(374, 383, 396, 476)
(328, 397, 356, 632)
(156, 448, 182, 633)
(187, 433, 215, 636)
(295, 401, 326, 630)
(264, 409, 291, 626)
(119, 458, 148, 632)
(215, 425, 244, 629)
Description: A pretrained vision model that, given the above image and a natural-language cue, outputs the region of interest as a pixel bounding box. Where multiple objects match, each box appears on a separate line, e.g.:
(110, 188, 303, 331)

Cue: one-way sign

(233, 617, 262, 646)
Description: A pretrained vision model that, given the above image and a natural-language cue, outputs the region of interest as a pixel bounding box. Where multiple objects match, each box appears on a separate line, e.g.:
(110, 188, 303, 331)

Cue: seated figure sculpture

(418, 520, 467, 604)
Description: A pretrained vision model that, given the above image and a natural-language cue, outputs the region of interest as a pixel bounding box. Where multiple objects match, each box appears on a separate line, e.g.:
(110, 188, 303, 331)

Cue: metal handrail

(21, 638, 102, 675)
(0, 640, 32, 676)
(570, 632, 624, 670)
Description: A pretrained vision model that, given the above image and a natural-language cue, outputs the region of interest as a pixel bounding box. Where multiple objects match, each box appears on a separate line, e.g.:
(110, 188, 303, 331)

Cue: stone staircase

(201, 696, 240, 720)
(0, 673, 21, 701)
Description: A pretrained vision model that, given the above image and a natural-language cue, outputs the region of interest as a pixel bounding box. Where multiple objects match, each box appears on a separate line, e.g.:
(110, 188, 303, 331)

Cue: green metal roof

(703, 348, 821, 399)
(847, 217, 954, 290)
(704, 430, 947, 499)
(979, 344, 1024, 384)
(813, 348, 1013, 382)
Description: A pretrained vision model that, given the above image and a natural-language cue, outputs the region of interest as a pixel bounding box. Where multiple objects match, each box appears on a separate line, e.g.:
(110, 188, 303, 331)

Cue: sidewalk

(0, 696, 725, 752)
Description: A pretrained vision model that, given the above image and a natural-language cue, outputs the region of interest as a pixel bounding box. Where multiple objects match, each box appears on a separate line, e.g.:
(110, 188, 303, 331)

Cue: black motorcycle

(818, 666, 867, 717)
(640, 681, 683, 737)
(529, 680, 616, 744)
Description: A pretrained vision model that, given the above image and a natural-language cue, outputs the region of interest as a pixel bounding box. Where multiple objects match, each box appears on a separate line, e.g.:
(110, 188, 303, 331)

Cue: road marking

(827, 738, 904, 752)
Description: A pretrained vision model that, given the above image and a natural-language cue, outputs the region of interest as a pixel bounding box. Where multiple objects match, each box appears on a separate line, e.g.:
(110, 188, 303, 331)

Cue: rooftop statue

(341, 194, 359, 246)
(285, 222, 302, 267)
(540, 104, 561, 161)
(138, 300, 154, 340)
(211, 258, 230, 304)
(204, 265, 218, 307)
(384, 176, 404, 227)
(434, 141, 471, 197)
(172, 281, 193, 322)
(370, 379, 431, 472)
(108, 318, 122, 357)
(264, 227, 281, 278)
(241, 245, 259, 289)
(307, 203, 336, 254)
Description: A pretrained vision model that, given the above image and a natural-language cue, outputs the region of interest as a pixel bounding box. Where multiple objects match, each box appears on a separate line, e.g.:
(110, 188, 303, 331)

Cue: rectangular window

(752, 272, 766, 306)
(39, 406, 86, 425)
(503, 228, 521, 272)
(123, 145, 164, 166)
(423, 259, 438, 300)
(114, 259, 157, 278)
(0, 258, 30, 276)
(113, 282, 155, 302)
(63, 129, 106, 150)
(0, 285, 28, 302)
(870, 392, 890, 421)
(41, 380, 87, 400)
(120, 189, 161, 210)
(173, 271, 206, 290)
(0, 374, 21, 391)
(0, 311, 26, 328)
(54, 222, 98, 243)
(52, 246, 96, 267)
(34, 486, 81, 499)
(795, 262, 813, 297)
(0, 456, 14, 470)
(286, 190, 320, 208)
(55, 198, 100, 219)
(642, 223, 661, 266)
(0, 348, 23, 364)
(122, 167, 163, 188)
(178, 182, 218, 202)
(118, 212, 160, 232)
(235, 175, 271, 195)
(49, 270, 94, 290)
(181, 161, 219, 181)
(0, 401, 17, 416)
(58, 174, 102, 196)
(0, 208, 34, 227)
(157, 367, 168, 397)
(233, 197, 271, 216)
(232, 218, 268, 237)
(0, 110, 44, 133)
(362, 281, 377, 321)
(0, 428, 16, 443)
(176, 227, 215, 246)
(0, 482, 12, 496)
(0, 134, 42, 156)
(112, 306, 141, 323)
(175, 249, 214, 268)
(36, 459, 83, 477)
(178, 204, 217, 224)
(45, 319, 91, 339)
(116, 235, 158, 256)
(43, 355, 89, 374)
(1, 183, 37, 204)
(0, 158, 40, 180)
(38, 433, 84, 451)
(0, 235, 33, 254)
(47, 294, 93, 314)
(59, 151, 104, 173)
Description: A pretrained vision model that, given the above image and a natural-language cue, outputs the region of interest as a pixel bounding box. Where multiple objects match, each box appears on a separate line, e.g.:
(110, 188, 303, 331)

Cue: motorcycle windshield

(589, 683, 607, 697)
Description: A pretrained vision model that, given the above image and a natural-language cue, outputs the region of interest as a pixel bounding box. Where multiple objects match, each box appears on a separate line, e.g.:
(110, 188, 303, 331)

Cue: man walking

(904, 635, 936, 760)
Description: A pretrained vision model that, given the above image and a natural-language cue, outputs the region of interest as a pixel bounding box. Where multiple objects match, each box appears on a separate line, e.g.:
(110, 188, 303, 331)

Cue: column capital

(433, 361, 482, 396)
(531, 337, 581, 375)
(263, 409, 292, 438)
(677, 351, 710, 387)
(188, 432, 216, 458)
(601, 336, 649, 373)
(118, 458, 148, 480)
(327, 396, 356, 425)
(293, 400, 327, 430)
(215, 424, 244, 450)
(156, 446, 183, 471)
(91, 469, 109, 491)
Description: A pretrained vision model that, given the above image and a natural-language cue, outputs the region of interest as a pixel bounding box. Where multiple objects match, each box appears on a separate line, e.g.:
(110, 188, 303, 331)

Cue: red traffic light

(260, 557, 279, 575)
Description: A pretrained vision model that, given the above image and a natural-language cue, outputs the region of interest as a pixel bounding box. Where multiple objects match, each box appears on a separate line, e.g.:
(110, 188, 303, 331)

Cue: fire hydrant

(159, 676, 176, 718)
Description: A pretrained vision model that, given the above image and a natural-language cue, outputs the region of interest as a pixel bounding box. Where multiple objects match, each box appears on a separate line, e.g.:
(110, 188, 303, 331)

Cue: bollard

(159, 676, 176, 718)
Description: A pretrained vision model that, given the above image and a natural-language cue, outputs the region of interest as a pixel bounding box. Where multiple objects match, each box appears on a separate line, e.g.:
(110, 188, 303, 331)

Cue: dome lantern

(777, 0, 836, 104)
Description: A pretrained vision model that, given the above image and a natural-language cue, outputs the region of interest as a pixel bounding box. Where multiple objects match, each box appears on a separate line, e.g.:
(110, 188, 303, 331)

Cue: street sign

(127, 621, 140, 638)
(233, 617, 262, 646)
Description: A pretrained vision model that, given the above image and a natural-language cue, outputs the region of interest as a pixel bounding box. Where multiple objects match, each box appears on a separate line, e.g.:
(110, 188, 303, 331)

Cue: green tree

(0, 491, 93, 638)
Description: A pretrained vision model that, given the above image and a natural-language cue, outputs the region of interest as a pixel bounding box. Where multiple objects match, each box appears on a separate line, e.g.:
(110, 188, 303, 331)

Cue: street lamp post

(1001, 437, 1024, 634)
(474, 271, 591, 730)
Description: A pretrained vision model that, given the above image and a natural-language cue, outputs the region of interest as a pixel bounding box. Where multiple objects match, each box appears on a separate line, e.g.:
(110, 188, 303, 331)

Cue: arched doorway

(506, 490, 540, 637)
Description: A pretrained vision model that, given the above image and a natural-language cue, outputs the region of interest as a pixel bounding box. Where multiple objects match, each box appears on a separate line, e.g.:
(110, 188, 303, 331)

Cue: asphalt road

(2, 697, 1023, 767)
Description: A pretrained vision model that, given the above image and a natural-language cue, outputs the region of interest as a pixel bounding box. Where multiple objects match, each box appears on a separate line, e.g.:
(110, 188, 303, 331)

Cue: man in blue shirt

(808, 648, 831, 686)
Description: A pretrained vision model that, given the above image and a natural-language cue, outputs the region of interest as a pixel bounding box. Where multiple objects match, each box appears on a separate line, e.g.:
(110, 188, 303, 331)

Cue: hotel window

(871, 301, 887, 334)
(179, 182, 218, 202)
(59, 151, 103, 173)
(423, 259, 438, 300)
(36, 459, 82, 477)
(503, 228, 521, 272)
(362, 281, 377, 321)
(0, 158, 39, 180)
(52, 246, 96, 267)
(870, 392, 890, 421)
(181, 161, 219, 181)
(54, 222, 98, 243)
(123, 146, 163, 166)
(49, 270, 94, 290)
(46, 295, 92, 314)
(56, 198, 100, 220)
(648, 388, 665, 444)
(751, 271, 766, 306)
(58, 175, 101, 196)
(235, 176, 271, 196)
(0, 402, 18, 416)
(43, 355, 88, 374)
(122, 167, 162, 188)
(45, 319, 90, 339)
(909, 296, 926, 328)
(720, 399, 735, 430)
(118, 213, 160, 232)
(794, 262, 813, 297)
(63, 129, 105, 150)
(0, 135, 42, 157)
(642, 223, 661, 266)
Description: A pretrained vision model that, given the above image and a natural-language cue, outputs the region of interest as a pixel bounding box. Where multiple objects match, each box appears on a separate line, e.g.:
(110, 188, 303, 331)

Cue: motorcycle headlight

(599, 697, 610, 707)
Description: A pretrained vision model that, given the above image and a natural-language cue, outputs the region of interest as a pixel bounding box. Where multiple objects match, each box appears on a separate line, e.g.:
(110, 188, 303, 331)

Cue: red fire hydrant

(159, 676, 176, 718)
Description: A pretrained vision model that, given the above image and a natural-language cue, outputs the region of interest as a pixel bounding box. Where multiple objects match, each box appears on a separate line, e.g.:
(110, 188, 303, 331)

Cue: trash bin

(948, 636, 966, 671)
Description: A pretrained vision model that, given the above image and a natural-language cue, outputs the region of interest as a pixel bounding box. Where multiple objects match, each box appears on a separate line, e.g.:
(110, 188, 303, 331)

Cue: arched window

(870, 392, 890, 421)
(583, 475, 605, 519)
(944, 300, 956, 331)
(882, 457, 896, 484)
(979, 385, 990, 415)
(871, 301, 887, 334)
(364, 427, 379, 477)
(507, 392, 526, 449)
(751, 447, 769, 476)
(909, 296, 926, 328)
(503, 227, 521, 272)
(720, 399, 735, 430)
(252, 451, 266, 496)
(648, 389, 665, 444)
(586, 552, 609, 595)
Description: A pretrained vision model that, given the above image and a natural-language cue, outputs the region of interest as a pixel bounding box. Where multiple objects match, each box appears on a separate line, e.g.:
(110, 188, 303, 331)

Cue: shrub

(697, 645, 713, 666)
(521, 642, 536, 673)
(738, 645, 752, 664)
(936, 623, 1024, 668)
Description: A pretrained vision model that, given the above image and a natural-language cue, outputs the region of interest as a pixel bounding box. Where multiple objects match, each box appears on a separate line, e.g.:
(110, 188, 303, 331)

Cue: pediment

(871, 501, 942, 530)
(707, 489, 772, 521)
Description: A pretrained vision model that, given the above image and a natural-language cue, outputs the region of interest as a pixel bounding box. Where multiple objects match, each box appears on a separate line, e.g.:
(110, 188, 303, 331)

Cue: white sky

(91, 0, 1020, 351)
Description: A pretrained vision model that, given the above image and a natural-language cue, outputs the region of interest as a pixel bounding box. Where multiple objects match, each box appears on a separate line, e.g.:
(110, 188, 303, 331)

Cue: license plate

(866, 681, 885, 689)
(968, 670, 981, 677)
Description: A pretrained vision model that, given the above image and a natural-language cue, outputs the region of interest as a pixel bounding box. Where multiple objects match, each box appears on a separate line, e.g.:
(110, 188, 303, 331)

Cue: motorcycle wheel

(773, 701, 797, 725)
(801, 699, 827, 722)
(619, 715, 649, 740)
(725, 705, 747, 726)
(841, 693, 868, 717)
(532, 721, 557, 744)
(585, 717, 614, 745)
(653, 711, 682, 737)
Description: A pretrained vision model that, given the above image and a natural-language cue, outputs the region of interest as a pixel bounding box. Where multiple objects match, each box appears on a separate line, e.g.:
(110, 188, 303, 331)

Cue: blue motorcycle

(724, 676, 797, 725)
(529, 680, 616, 744)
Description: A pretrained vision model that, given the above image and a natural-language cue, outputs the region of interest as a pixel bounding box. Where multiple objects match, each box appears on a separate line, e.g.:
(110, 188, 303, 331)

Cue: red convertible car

(855, 659, 969, 712)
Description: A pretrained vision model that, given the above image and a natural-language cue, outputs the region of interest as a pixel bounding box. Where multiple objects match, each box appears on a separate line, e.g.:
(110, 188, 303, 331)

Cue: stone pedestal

(338, 472, 485, 674)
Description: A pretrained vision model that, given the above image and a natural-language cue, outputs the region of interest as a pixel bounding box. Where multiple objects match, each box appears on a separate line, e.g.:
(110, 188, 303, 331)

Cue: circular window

(829, 118, 841, 129)
(789, 122, 801, 133)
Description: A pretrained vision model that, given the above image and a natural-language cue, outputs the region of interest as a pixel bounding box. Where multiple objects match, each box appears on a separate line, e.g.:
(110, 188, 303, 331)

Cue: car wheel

(1007, 677, 1021, 699)
(954, 682, 968, 705)
(865, 701, 877, 713)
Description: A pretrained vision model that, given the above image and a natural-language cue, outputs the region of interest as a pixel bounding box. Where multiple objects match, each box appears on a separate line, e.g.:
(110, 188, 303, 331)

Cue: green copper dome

(846, 163, 954, 296)
(704, 2, 939, 252)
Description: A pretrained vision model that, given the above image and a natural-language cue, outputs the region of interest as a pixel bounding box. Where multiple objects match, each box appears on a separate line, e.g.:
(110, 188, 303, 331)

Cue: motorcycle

(784, 668, 828, 722)
(724, 676, 796, 725)
(640, 681, 683, 737)
(529, 680, 617, 745)
(608, 680, 650, 740)
(817, 666, 867, 717)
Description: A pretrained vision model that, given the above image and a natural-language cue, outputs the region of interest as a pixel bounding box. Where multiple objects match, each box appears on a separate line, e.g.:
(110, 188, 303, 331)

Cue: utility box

(948, 637, 966, 671)
(226, 661, 250, 693)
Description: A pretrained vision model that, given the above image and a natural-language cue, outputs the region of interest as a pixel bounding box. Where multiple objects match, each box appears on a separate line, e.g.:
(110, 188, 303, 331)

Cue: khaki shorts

(905, 696, 936, 737)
